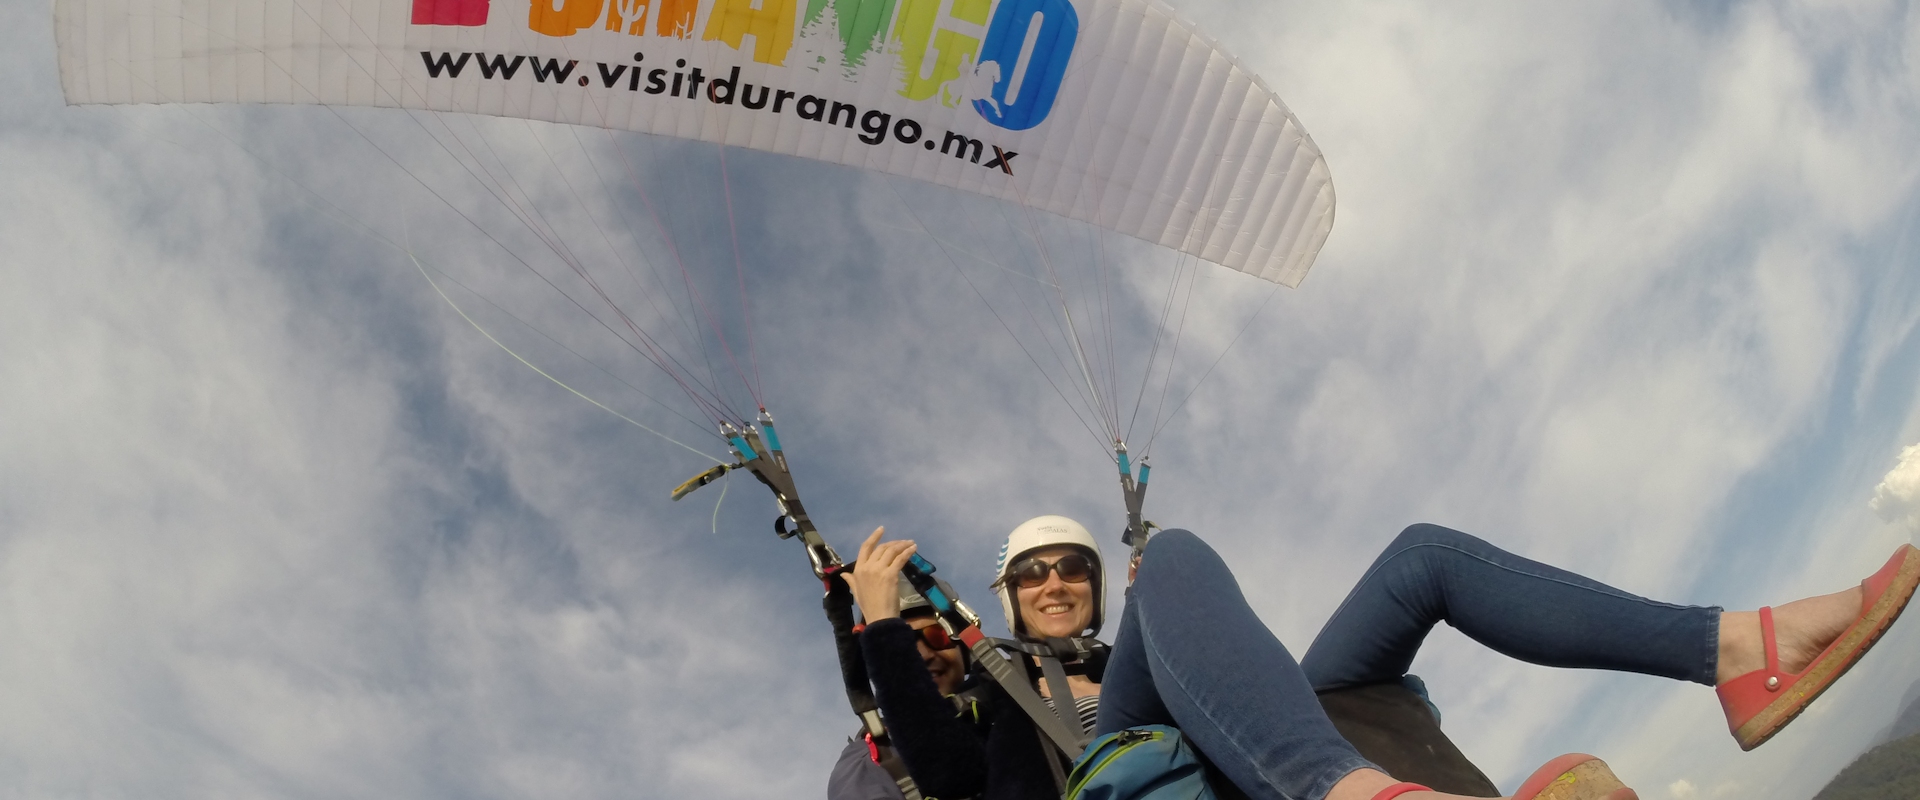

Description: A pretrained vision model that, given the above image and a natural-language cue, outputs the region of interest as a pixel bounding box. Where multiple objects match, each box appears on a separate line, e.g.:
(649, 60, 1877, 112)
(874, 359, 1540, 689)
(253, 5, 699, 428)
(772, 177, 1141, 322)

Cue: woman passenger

(841, 519, 1918, 800)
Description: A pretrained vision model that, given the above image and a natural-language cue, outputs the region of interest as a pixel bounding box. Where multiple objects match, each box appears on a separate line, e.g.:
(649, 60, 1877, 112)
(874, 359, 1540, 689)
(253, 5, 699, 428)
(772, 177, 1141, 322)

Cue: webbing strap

(823, 570, 881, 730)
(959, 628, 1088, 762)
(864, 733, 925, 800)
(1042, 739, 1069, 793)
(1035, 652, 1086, 792)
(1037, 655, 1087, 741)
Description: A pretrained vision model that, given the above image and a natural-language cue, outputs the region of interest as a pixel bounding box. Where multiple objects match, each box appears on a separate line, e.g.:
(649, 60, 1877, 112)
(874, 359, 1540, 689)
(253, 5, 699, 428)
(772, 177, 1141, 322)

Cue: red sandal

(1512, 753, 1637, 800)
(1369, 783, 1430, 800)
(1717, 544, 1920, 751)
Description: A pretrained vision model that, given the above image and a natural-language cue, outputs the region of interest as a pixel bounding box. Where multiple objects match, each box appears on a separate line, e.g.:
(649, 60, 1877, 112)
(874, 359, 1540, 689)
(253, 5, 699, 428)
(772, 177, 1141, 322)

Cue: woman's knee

(1137, 529, 1233, 587)
(1367, 524, 1490, 582)
(1141, 528, 1202, 559)
(1387, 523, 1484, 554)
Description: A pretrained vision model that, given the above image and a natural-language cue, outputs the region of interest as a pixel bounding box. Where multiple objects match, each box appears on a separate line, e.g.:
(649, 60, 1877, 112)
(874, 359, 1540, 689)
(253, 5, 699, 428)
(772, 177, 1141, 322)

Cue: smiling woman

(993, 515, 1107, 641)
(1007, 547, 1099, 638)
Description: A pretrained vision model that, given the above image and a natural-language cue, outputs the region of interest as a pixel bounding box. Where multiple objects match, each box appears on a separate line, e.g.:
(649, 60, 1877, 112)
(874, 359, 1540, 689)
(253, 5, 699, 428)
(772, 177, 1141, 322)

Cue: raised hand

(841, 526, 918, 623)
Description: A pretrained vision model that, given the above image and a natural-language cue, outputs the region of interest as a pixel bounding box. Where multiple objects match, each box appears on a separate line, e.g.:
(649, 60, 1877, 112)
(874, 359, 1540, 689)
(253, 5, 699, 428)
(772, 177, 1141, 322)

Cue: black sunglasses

(994, 553, 1096, 590)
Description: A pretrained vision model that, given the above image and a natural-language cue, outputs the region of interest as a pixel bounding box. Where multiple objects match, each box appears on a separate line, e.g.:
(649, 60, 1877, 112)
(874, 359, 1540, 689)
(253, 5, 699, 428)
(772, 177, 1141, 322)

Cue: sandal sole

(1524, 757, 1638, 800)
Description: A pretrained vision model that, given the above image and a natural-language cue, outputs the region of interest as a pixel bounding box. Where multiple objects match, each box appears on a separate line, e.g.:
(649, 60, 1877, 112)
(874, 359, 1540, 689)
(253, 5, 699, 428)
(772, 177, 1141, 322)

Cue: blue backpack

(1064, 726, 1218, 800)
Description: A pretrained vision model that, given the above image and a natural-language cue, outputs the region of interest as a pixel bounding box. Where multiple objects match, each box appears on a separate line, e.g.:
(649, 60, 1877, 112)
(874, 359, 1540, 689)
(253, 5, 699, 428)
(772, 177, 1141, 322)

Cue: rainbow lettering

(413, 0, 1076, 131)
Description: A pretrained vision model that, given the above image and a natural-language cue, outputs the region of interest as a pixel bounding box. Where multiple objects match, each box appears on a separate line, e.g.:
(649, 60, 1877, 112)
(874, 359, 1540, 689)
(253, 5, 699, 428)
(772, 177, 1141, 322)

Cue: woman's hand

(842, 526, 918, 623)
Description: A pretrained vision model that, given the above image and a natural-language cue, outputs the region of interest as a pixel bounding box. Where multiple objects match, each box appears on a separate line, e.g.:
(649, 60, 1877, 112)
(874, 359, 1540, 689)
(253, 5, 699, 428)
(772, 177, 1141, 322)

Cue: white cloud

(1870, 443, 1920, 533)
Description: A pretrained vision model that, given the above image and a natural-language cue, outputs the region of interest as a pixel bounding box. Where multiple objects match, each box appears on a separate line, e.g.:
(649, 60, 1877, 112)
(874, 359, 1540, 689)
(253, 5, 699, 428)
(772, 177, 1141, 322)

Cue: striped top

(1041, 693, 1102, 734)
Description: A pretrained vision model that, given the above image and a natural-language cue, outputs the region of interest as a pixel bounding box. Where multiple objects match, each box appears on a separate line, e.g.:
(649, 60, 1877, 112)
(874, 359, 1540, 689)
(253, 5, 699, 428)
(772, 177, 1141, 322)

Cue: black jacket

(860, 618, 1063, 800)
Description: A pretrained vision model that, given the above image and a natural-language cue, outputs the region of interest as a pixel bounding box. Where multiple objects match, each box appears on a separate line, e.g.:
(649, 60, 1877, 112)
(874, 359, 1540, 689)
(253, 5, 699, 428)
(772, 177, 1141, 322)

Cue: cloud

(1870, 443, 1920, 534)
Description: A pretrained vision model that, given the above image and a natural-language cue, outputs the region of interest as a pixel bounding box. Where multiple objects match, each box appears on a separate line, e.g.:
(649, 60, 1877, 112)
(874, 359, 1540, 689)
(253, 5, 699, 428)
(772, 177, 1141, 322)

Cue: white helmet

(992, 515, 1106, 638)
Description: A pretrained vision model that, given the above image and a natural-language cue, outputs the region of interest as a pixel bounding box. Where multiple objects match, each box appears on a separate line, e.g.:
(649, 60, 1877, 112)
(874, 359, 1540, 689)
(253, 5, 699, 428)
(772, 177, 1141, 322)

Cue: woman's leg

(1096, 529, 1379, 800)
(1300, 524, 1721, 692)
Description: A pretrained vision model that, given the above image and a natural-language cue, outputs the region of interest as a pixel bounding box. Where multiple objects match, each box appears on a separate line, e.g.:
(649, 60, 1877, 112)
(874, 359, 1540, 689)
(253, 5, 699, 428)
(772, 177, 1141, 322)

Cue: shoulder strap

(1038, 655, 1086, 739)
(860, 732, 925, 800)
(823, 569, 885, 738)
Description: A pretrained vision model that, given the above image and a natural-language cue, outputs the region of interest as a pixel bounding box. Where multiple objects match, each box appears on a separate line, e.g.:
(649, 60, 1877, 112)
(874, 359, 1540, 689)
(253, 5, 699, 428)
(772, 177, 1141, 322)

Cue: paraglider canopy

(54, 0, 1334, 286)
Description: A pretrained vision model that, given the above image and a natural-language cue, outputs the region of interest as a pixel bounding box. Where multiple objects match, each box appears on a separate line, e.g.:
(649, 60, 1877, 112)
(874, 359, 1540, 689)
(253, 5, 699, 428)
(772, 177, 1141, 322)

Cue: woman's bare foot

(1325, 769, 1398, 800)
(1716, 585, 1863, 683)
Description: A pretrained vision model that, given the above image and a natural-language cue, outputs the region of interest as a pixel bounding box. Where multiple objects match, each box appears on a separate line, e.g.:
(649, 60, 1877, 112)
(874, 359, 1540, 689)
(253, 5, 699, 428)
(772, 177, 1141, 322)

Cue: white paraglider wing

(54, 0, 1334, 285)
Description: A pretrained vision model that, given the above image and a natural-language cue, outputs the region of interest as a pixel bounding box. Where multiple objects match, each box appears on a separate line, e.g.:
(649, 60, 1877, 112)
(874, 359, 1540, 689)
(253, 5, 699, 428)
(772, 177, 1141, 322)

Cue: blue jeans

(1094, 526, 1720, 800)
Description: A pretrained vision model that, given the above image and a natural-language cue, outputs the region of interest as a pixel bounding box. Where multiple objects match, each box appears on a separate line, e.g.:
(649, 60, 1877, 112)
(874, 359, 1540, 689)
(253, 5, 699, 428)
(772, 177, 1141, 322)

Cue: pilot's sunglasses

(995, 553, 1096, 590)
(914, 624, 958, 651)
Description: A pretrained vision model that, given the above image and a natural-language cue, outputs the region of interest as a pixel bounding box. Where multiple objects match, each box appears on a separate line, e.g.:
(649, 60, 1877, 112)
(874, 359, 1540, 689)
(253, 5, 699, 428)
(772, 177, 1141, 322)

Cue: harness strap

(958, 626, 1089, 762)
(864, 733, 926, 800)
(1038, 655, 1086, 739)
(1042, 736, 1069, 794)
(823, 569, 882, 735)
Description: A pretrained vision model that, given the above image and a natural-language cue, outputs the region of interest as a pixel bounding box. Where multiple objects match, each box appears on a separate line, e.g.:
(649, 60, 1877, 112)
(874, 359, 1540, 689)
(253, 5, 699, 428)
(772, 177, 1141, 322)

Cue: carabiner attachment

(1116, 442, 1156, 565)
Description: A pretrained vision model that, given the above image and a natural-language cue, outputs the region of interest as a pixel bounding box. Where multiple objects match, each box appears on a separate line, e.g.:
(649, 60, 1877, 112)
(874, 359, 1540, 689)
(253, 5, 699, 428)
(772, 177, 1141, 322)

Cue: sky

(5, 1, 1920, 799)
